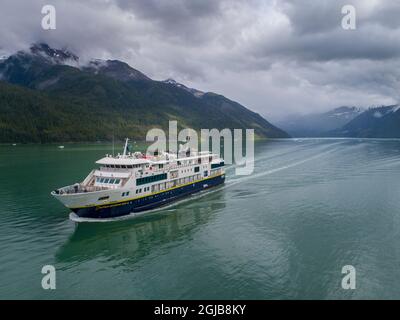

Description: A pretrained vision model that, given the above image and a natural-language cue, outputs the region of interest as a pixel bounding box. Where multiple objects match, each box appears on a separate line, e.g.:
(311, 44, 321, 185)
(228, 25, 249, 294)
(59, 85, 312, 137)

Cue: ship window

(98, 196, 109, 201)
(115, 179, 120, 184)
(211, 161, 224, 169)
(136, 173, 167, 186)
(100, 178, 105, 183)
(126, 192, 130, 196)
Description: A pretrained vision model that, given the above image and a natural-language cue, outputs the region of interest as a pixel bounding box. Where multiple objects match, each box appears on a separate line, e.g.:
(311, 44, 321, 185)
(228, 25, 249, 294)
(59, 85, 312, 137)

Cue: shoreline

(3, 137, 400, 146)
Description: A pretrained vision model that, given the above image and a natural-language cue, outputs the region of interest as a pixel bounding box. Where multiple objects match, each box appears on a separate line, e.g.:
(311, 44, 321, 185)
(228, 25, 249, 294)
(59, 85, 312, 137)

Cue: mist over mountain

(276, 106, 364, 137)
(0, 43, 289, 143)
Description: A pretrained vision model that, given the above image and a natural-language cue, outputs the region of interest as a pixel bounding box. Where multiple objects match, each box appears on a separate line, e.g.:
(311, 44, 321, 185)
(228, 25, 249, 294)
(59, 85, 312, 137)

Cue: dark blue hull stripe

(72, 175, 225, 219)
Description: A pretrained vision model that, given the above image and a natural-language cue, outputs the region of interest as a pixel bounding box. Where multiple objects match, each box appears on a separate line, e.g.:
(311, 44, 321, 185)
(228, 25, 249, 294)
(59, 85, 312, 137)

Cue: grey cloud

(0, 0, 399, 120)
(114, 0, 226, 44)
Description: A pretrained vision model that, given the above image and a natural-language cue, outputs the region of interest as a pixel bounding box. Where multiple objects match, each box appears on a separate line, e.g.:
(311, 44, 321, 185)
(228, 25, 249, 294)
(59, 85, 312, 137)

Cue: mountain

(330, 105, 400, 138)
(276, 106, 364, 137)
(29, 43, 79, 65)
(162, 78, 205, 97)
(83, 59, 150, 82)
(0, 43, 289, 143)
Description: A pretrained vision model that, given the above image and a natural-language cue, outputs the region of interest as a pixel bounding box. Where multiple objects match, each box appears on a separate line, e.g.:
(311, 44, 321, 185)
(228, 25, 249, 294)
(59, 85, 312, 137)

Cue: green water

(1, 139, 400, 299)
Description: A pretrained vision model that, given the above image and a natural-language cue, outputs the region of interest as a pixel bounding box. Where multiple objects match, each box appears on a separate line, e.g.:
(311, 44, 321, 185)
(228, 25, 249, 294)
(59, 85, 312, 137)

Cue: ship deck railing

(57, 185, 110, 195)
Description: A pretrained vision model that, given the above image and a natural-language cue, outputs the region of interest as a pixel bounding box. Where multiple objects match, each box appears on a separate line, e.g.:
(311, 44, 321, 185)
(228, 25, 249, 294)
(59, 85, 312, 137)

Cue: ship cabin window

(159, 164, 164, 169)
(177, 161, 181, 166)
(198, 158, 201, 164)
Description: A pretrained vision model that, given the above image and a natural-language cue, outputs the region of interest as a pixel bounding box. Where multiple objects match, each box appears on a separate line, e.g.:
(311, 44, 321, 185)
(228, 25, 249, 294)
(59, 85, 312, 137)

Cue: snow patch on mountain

(30, 43, 79, 67)
(163, 78, 204, 97)
(369, 105, 399, 118)
(373, 111, 383, 118)
(390, 105, 400, 113)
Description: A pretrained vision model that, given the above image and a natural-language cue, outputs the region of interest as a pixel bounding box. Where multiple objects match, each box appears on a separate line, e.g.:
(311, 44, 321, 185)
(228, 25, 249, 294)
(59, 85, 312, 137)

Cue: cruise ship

(51, 139, 225, 219)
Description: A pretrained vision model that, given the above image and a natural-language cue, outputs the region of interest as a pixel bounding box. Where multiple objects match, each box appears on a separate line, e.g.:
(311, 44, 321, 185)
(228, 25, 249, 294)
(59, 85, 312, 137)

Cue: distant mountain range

(276, 106, 364, 137)
(277, 105, 400, 138)
(330, 105, 400, 138)
(0, 43, 289, 143)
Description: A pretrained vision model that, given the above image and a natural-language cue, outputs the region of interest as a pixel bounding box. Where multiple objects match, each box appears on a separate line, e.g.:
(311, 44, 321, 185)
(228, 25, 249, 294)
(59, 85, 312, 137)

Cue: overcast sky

(1, 0, 400, 120)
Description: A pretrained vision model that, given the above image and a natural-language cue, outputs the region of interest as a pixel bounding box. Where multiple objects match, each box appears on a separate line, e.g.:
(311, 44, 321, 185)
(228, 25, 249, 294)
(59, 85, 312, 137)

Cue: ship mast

(123, 138, 129, 157)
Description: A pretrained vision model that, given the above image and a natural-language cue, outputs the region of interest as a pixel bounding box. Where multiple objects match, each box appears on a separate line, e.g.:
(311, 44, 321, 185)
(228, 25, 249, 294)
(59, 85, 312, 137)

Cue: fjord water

(1, 139, 400, 299)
